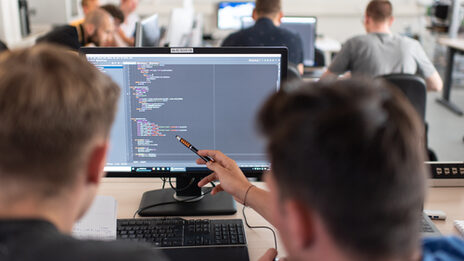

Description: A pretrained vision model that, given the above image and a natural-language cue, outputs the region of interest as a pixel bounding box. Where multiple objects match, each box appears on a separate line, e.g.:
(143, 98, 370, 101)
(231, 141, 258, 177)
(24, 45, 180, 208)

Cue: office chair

(380, 73, 437, 160)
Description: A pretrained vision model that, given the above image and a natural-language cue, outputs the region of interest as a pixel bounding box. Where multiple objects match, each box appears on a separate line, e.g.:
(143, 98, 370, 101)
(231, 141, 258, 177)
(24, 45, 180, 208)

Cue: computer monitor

(135, 14, 161, 47)
(81, 47, 287, 216)
(241, 16, 317, 67)
(217, 1, 255, 30)
(280, 17, 317, 67)
(166, 8, 195, 47)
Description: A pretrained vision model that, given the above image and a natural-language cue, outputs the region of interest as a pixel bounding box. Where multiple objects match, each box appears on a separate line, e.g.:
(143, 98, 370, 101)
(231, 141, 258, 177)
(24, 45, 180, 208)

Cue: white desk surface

(98, 178, 464, 260)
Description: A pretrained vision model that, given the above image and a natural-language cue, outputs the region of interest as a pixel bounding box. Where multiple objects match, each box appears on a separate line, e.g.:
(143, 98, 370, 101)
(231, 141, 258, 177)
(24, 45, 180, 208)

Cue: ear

(85, 141, 109, 185)
(284, 199, 315, 249)
(252, 9, 258, 20)
(388, 16, 394, 27)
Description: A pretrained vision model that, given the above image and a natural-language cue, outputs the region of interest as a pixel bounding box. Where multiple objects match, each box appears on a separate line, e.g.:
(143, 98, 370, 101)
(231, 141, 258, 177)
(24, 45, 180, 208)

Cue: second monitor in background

(217, 1, 255, 30)
(242, 16, 317, 67)
(135, 14, 161, 47)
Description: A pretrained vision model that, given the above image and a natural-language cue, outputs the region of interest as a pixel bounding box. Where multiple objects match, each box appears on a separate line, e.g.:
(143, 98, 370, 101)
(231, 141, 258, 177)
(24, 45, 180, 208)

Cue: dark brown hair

(0, 44, 120, 194)
(366, 0, 393, 22)
(258, 79, 426, 260)
(255, 0, 281, 16)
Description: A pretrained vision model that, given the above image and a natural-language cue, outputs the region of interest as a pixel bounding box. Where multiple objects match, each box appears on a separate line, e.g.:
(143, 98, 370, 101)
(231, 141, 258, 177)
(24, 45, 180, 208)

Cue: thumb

(258, 248, 278, 261)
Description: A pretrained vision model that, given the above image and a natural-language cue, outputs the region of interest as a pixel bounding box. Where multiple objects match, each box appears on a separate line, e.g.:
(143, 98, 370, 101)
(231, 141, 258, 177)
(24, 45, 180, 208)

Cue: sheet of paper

(72, 195, 117, 241)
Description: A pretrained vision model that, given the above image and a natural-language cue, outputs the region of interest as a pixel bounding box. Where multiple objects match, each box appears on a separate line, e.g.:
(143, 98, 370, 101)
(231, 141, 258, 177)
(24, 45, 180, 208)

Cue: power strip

(426, 162, 464, 187)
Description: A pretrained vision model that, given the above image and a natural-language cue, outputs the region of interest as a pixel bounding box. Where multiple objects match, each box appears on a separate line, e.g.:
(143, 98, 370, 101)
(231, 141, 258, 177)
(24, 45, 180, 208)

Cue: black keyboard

(117, 218, 247, 248)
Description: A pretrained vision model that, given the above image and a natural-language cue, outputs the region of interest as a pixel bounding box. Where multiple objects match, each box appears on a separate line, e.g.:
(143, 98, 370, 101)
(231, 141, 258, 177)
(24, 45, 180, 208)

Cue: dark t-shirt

(37, 25, 83, 51)
(222, 18, 304, 65)
(0, 219, 167, 261)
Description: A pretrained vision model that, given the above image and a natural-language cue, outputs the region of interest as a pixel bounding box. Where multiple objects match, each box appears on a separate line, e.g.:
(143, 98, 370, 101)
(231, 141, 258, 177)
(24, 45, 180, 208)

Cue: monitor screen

(217, 1, 255, 30)
(280, 17, 317, 67)
(82, 47, 287, 177)
(135, 14, 160, 47)
(241, 16, 317, 67)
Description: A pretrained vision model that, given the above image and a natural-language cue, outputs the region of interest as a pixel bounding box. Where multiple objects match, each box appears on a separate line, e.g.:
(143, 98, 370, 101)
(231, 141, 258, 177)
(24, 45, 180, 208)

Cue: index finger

(197, 150, 233, 168)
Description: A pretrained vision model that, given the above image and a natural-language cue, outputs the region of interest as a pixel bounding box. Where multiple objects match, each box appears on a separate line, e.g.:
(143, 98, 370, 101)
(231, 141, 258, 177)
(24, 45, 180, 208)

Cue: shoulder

(222, 29, 250, 46)
(345, 34, 372, 45)
(422, 236, 464, 260)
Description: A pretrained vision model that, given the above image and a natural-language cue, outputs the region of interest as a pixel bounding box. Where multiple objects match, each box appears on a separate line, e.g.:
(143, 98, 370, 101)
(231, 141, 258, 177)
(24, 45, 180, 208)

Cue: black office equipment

(82, 47, 287, 216)
(380, 74, 438, 161)
(117, 217, 249, 261)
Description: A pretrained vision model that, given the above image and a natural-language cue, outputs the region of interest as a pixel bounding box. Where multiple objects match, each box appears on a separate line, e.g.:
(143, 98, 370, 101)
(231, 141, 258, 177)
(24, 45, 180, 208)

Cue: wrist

(242, 184, 256, 207)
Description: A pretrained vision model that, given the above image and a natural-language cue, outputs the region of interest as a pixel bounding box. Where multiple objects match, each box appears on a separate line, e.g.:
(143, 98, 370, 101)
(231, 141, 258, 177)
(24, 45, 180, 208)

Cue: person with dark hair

(222, 0, 304, 74)
(322, 0, 443, 92)
(101, 4, 127, 47)
(37, 8, 114, 50)
(197, 79, 464, 260)
(0, 44, 167, 261)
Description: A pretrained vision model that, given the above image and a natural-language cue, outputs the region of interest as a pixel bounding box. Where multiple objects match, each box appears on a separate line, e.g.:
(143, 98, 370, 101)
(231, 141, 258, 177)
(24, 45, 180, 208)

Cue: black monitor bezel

(216, 1, 255, 30)
(81, 47, 288, 178)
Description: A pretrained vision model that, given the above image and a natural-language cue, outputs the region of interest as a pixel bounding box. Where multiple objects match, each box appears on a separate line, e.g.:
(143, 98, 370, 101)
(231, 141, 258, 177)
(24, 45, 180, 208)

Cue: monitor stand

(138, 176, 237, 217)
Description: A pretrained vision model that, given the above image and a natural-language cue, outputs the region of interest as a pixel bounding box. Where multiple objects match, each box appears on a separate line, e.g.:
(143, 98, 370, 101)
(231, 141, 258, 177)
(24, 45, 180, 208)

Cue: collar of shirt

(254, 17, 277, 29)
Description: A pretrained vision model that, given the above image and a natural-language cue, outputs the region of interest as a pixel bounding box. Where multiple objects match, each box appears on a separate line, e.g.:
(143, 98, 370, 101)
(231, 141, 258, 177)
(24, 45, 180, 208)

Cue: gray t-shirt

(329, 33, 437, 78)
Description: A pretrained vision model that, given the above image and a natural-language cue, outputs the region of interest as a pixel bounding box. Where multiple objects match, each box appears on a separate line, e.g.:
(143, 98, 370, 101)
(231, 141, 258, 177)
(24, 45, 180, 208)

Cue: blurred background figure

(119, 0, 139, 46)
(37, 8, 114, 50)
(70, 0, 100, 27)
(101, 4, 126, 47)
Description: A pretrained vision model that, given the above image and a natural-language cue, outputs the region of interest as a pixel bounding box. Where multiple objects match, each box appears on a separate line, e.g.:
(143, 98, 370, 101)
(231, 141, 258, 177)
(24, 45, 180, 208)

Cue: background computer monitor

(241, 16, 317, 67)
(280, 17, 317, 67)
(217, 1, 255, 30)
(82, 47, 287, 216)
(135, 14, 160, 47)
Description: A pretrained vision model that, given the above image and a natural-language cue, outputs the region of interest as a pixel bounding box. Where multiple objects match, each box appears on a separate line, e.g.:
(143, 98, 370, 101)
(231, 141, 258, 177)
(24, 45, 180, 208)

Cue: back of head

(0, 44, 119, 197)
(84, 8, 112, 28)
(255, 0, 281, 17)
(101, 4, 125, 24)
(366, 0, 393, 22)
(258, 79, 426, 260)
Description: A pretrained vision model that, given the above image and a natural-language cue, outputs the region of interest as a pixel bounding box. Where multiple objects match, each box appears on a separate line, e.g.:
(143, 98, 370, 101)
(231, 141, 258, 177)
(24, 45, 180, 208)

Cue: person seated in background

(196, 79, 464, 260)
(119, 0, 140, 46)
(37, 8, 114, 50)
(101, 4, 126, 47)
(0, 44, 167, 261)
(70, 0, 101, 27)
(222, 0, 304, 74)
(322, 0, 443, 92)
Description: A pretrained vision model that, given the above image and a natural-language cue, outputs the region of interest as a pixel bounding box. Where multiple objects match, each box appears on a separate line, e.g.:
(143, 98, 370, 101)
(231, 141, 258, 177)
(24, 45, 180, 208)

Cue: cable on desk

(242, 204, 278, 251)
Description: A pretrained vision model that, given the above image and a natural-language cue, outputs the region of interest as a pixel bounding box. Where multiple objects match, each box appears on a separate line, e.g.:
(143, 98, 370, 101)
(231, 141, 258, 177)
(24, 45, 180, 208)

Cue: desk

(98, 178, 464, 259)
(98, 179, 285, 260)
(437, 38, 464, 116)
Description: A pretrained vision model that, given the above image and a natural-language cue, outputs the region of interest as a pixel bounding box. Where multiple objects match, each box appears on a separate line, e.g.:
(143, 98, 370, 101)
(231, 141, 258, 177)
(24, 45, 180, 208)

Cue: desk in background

(437, 38, 464, 116)
(98, 178, 464, 259)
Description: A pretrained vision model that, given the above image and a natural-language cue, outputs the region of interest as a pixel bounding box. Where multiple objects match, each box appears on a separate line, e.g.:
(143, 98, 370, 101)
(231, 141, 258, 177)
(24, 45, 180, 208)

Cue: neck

(367, 23, 391, 34)
(0, 182, 84, 234)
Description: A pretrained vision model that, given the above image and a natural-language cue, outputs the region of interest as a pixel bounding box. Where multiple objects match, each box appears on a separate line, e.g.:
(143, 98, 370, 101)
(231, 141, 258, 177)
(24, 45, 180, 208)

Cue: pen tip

(176, 135, 180, 140)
